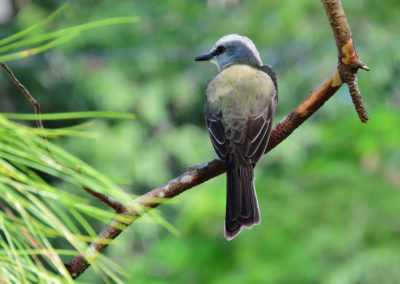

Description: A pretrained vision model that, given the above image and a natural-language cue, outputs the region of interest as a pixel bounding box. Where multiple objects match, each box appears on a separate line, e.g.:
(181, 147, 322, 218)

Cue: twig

(82, 186, 127, 213)
(321, 0, 370, 123)
(65, 68, 343, 279)
(0, 61, 126, 213)
(0, 61, 49, 140)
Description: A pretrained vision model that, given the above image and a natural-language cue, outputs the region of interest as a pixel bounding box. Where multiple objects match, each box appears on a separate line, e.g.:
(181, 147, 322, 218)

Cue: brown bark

(63, 1, 371, 277)
(65, 68, 343, 279)
(321, 0, 370, 123)
(2, 0, 370, 279)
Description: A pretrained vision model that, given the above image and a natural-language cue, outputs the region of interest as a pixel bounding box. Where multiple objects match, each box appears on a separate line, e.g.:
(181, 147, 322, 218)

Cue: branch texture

(68, 0, 372, 277)
(321, 0, 370, 123)
(2, 0, 370, 280)
(66, 68, 343, 278)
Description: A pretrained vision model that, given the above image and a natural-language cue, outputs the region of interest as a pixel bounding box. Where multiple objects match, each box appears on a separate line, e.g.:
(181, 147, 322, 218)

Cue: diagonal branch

(65, 68, 343, 278)
(4, 0, 370, 279)
(67, 0, 371, 276)
(321, 0, 370, 123)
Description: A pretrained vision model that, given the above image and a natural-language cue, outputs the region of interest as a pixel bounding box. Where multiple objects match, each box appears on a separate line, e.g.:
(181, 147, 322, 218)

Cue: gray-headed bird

(195, 34, 278, 240)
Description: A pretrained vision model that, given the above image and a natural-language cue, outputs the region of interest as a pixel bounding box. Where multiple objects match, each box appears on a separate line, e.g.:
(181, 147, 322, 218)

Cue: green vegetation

(0, 0, 399, 283)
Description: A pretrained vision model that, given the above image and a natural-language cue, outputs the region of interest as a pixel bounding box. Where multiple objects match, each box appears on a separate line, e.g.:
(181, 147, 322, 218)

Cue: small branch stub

(322, 0, 370, 123)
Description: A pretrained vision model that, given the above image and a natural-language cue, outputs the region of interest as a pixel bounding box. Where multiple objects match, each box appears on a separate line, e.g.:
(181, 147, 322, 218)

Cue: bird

(195, 34, 278, 240)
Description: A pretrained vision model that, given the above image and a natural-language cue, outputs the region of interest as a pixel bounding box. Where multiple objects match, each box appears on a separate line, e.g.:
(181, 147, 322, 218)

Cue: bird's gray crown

(210, 34, 263, 71)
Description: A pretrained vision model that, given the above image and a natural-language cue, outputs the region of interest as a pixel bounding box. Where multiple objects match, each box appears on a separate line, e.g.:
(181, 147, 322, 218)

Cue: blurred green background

(1, 0, 400, 283)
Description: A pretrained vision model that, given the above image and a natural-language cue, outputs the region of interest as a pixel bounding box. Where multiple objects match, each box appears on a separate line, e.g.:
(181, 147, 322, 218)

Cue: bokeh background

(1, 0, 400, 283)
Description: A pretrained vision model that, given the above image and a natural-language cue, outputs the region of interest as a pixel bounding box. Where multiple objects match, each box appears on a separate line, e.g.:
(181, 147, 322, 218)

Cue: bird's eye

(215, 45, 226, 55)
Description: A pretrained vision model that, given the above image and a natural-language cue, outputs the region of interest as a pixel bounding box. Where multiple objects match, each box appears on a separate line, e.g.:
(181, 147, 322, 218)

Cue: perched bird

(195, 34, 278, 240)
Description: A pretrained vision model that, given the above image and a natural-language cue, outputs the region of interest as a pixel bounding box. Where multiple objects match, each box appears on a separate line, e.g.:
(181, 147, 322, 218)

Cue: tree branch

(3, 0, 369, 279)
(67, 1, 371, 277)
(321, 0, 370, 123)
(65, 67, 343, 278)
(67, 0, 372, 277)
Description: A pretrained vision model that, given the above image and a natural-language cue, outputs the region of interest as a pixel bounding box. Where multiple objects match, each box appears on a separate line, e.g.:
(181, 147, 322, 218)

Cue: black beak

(195, 52, 213, 61)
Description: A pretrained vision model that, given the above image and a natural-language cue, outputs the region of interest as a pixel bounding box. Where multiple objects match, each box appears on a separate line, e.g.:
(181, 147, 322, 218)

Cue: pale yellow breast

(206, 64, 275, 121)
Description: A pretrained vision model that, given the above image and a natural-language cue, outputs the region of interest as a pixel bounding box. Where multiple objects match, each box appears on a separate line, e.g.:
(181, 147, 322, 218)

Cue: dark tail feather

(225, 164, 261, 241)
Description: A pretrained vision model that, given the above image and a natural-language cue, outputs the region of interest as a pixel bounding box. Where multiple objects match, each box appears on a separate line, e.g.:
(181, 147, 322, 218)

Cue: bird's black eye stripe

(214, 45, 225, 55)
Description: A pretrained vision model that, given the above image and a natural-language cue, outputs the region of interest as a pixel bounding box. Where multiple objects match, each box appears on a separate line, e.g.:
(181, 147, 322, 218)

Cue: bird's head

(195, 34, 262, 71)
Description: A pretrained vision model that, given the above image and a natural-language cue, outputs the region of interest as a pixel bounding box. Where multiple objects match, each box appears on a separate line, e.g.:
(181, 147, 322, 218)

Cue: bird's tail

(225, 161, 261, 240)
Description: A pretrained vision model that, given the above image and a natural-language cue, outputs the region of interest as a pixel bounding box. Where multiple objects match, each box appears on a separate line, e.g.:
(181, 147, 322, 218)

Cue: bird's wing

(243, 98, 276, 165)
(205, 106, 229, 160)
(205, 64, 278, 165)
(241, 64, 278, 165)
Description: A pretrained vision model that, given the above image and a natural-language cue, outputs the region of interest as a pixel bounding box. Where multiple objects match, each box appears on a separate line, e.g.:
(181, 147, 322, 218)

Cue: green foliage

(0, 3, 139, 62)
(0, 0, 399, 283)
(0, 113, 139, 283)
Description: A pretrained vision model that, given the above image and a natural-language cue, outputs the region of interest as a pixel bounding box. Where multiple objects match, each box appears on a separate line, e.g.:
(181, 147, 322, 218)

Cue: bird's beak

(195, 52, 213, 61)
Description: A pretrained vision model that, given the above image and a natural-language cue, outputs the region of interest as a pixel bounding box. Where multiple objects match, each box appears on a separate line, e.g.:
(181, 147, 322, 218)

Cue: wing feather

(205, 107, 229, 159)
(245, 101, 275, 164)
(205, 64, 278, 165)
